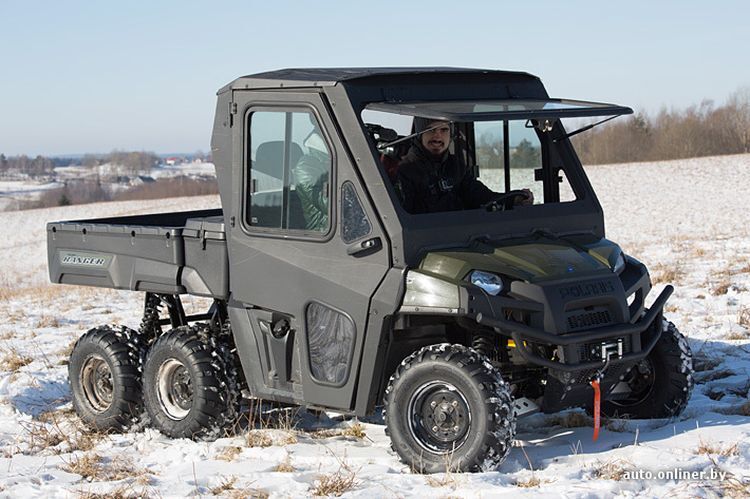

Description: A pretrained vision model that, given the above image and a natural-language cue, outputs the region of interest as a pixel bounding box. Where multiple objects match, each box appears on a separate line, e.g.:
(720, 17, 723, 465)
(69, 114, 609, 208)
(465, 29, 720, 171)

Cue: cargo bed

(47, 208, 228, 298)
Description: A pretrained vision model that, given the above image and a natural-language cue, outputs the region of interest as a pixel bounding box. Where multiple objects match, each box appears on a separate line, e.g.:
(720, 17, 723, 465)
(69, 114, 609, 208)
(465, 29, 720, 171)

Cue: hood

(418, 236, 622, 283)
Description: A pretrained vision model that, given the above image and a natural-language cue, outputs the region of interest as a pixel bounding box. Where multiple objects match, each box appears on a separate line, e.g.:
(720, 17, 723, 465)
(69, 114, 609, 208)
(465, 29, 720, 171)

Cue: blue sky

(1, 1, 748, 156)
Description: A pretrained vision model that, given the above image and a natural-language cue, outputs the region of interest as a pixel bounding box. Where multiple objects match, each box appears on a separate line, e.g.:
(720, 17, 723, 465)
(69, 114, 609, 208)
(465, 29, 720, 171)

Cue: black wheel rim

(80, 354, 114, 413)
(156, 358, 193, 420)
(407, 381, 472, 453)
(609, 359, 656, 407)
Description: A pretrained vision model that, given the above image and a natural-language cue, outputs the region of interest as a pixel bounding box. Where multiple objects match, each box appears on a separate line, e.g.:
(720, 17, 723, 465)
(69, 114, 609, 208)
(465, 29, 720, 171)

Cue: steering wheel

(482, 190, 531, 212)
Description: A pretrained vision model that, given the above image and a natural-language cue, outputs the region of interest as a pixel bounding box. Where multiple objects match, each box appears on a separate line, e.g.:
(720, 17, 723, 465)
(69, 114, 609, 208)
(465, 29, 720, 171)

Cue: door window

(246, 110, 332, 233)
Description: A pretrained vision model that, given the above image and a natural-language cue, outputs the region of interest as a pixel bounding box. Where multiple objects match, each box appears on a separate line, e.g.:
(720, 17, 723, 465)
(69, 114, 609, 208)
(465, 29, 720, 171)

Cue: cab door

(228, 90, 390, 410)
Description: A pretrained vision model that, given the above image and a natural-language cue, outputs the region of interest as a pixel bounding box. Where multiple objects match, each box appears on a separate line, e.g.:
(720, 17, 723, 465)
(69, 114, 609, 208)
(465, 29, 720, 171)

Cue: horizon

(1, 1, 748, 156)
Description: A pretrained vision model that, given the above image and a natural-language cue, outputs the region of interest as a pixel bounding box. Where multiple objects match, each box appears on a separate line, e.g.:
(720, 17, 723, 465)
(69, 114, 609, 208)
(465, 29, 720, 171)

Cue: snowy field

(0, 161, 216, 212)
(1, 154, 749, 497)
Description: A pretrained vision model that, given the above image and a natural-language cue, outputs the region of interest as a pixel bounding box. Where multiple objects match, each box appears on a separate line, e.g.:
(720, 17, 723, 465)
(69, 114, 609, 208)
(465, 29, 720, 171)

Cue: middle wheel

(142, 325, 239, 440)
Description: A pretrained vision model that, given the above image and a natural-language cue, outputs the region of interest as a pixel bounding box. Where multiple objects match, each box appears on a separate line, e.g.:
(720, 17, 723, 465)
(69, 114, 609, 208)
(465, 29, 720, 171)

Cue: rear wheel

(142, 325, 239, 440)
(384, 344, 516, 473)
(69, 326, 143, 431)
(603, 320, 693, 418)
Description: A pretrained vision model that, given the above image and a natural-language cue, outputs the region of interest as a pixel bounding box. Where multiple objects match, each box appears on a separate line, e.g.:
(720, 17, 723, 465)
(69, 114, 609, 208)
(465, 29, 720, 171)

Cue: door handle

(346, 237, 382, 256)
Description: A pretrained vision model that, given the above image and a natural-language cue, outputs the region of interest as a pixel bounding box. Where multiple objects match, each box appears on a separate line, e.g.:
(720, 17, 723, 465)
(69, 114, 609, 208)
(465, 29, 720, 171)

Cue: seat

(253, 141, 303, 180)
(248, 141, 303, 227)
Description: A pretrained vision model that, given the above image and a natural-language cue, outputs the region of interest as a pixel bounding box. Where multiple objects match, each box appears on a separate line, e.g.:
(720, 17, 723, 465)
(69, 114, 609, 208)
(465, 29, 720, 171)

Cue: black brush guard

(472, 286, 673, 372)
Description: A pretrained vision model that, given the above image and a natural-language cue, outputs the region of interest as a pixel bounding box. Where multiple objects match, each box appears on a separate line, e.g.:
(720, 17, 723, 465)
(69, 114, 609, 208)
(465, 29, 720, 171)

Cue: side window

(246, 110, 332, 233)
(341, 182, 372, 243)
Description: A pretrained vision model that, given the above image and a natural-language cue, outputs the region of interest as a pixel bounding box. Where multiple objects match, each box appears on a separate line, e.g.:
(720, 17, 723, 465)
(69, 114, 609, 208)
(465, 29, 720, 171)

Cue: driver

(396, 117, 532, 214)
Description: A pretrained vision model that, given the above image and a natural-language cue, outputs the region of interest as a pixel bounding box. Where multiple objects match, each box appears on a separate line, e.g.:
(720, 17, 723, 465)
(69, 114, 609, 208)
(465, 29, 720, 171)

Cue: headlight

(613, 253, 626, 273)
(469, 270, 504, 296)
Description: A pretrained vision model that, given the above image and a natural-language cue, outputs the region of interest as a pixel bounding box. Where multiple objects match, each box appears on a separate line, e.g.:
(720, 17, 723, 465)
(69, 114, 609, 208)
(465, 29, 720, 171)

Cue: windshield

(367, 98, 632, 122)
(362, 107, 581, 216)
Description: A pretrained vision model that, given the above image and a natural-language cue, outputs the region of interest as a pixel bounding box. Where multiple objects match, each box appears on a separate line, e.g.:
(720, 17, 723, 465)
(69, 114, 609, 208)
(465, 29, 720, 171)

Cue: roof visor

(366, 99, 633, 122)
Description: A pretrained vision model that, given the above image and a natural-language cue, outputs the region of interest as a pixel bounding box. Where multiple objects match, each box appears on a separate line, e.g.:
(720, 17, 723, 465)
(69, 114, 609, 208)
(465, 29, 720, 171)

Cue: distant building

(131, 175, 156, 186)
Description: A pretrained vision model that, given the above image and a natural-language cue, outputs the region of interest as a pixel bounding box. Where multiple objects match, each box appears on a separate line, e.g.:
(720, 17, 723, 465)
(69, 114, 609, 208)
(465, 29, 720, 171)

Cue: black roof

(220, 67, 538, 93)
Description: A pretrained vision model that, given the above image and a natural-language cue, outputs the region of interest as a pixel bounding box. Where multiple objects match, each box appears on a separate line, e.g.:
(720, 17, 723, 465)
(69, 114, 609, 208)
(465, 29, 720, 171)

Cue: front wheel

(384, 344, 516, 473)
(602, 320, 693, 418)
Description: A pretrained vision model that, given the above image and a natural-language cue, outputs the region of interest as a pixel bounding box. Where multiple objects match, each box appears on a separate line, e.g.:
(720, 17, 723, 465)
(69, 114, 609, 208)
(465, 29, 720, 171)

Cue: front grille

(567, 310, 612, 330)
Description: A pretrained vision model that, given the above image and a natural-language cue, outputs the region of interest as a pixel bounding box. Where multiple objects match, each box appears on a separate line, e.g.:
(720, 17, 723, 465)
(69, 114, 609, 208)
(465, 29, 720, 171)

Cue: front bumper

(471, 285, 672, 372)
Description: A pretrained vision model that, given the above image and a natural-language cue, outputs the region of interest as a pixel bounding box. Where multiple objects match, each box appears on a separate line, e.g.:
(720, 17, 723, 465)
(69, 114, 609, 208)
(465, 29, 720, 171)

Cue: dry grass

(739, 307, 750, 329)
(5, 309, 27, 324)
(273, 456, 296, 473)
(341, 422, 366, 439)
(591, 458, 633, 481)
(36, 315, 61, 328)
(19, 411, 106, 455)
(62, 453, 148, 481)
(721, 479, 750, 499)
(693, 354, 722, 372)
(58, 338, 79, 364)
(225, 488, 269, 499)
(665, 303, 679, 313)
(421, 449, 464, 487)
(715, 401, 750, 417)
(2, 284, 66, 305)
(651, 262, 685, 285)
(245, 430, 273, 448)
(703, 454, 750, 499)
(36, 407, 75, 424)
(307, 422, 368, 441)
(0, 346, 33, 372)
(692, 246, 708, 257)
(310, 466, 358, 496)
(216, 445, 243, 462)
(425, 470, 462, 488)
(63, 452, 102, 479)
(547, 411, 590, 428)
(605, 418, 631, 433)
(209, 476, 238, 495)
(242, 425, 298, 447)
(695, 438, 740, 457)
(0, 330, 15, 340)
(724, 331, 749, 340)
(244, 399, 299, 431)
(696, 369, 735, 383)
(706, 388, 725, 401)
(515, 475, 546, 487)
(711, 279, 733, 296)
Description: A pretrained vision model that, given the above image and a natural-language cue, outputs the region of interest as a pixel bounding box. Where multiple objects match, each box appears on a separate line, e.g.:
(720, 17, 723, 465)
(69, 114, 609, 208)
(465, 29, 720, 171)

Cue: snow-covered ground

(0, 161, 216, 212)
(1, 154, 749, 497)
(0, 180, 64, 212)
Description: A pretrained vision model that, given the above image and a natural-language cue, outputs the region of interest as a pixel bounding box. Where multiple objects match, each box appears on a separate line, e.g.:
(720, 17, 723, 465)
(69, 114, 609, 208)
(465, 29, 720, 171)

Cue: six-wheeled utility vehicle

(47, 68, 693, 473)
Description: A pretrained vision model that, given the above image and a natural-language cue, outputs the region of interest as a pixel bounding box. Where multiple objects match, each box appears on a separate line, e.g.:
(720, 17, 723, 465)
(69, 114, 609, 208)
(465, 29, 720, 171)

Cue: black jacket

(396, 144, 496, 214)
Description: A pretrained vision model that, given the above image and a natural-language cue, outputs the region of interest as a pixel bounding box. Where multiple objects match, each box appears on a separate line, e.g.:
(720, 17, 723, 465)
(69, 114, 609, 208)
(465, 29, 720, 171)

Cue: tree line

(571, 87, 750, 165)
(0, 150, 161, 177)
(0, 154, 58, 177)
(40, 176, 218, 209)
